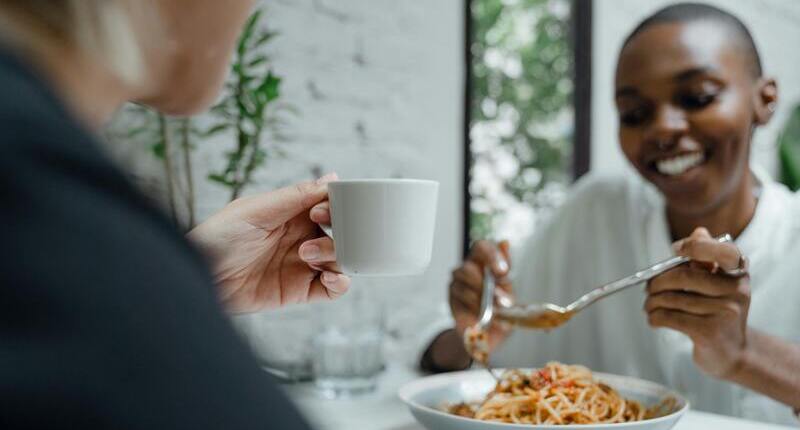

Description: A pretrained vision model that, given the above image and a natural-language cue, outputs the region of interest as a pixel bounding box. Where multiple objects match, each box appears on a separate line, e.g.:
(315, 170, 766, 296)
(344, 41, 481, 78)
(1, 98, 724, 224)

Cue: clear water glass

(311, 295, 384, 398)
(240, 307, 314, 382)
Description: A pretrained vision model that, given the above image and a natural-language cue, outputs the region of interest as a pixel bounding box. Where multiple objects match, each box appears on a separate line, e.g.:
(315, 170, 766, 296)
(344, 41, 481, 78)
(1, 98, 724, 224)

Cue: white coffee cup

(323, 179, 439, 276)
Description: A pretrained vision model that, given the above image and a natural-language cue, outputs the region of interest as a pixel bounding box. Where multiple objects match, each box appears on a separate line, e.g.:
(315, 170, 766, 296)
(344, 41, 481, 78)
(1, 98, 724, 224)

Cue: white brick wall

(239, 0, 464, 344)
(104, 0, 464, 362)
(110, 0, 465, 364)
(591, 0, 800, 177)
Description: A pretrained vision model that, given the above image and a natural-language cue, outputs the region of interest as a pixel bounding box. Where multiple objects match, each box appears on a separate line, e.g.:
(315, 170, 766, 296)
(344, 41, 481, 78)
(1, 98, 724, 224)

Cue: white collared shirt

(492, 169, 800, 426)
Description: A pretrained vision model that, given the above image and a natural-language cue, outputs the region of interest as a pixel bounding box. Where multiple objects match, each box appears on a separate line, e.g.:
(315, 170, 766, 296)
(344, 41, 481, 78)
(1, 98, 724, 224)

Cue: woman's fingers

(679, 239, 742, 272)
(645, 291, 733, 316)
(299, 236, 336, 264)
(648, 266, 742, 297)
(450, 263, 482, 316)
(309, 201, 331, 225)
(453, 260, 482, 287)
(647, 308, 709, 336)
(320, 271, 350, 294)
(674, 227, 743, 272)
(449, 278, 481, 313)
(450, 247, 515, 311)
(450, 260, 487, 312)
(298, 236, 347, 275)
(449, 240, 516, 328)
(470, 240, 510, 281)
(495, 240, 513, 293)
(307, 272, 350, 302)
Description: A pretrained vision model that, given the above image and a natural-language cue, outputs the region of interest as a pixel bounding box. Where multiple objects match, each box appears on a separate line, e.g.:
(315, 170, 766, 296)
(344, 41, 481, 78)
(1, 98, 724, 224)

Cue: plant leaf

(210, 102, 232, 116)
(208, 173, 235, 187)
(238, 10, 262, 55)
(257, 72, 281, 103)
(254, 31, 277, 48)
(203, 123, 231, 137)
(248, 56, 268, 68)
(150, 142, 166, 159)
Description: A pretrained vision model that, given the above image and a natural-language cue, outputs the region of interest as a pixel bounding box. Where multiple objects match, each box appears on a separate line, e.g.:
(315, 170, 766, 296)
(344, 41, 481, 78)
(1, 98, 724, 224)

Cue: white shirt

(491, 170, 800, 426)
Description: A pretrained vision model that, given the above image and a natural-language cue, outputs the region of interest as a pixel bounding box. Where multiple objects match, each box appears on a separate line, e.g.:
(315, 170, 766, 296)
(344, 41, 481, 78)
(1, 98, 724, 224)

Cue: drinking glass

(237, 307, 314, 382)
(311, 293, 385, 398)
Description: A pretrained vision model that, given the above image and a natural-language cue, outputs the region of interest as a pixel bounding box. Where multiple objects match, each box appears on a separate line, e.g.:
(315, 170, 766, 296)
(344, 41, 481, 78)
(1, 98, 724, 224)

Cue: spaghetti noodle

(445, 362, 675, 425)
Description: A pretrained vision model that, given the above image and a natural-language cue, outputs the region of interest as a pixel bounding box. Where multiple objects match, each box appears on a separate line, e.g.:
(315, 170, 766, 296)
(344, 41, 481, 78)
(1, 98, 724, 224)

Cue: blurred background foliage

(469, 0, 574, 244)
(778, 103, 800, 191)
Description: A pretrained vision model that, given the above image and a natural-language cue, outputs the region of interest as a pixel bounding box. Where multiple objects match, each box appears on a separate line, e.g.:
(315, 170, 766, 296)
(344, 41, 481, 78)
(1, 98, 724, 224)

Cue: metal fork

(471, 267, 503, 381)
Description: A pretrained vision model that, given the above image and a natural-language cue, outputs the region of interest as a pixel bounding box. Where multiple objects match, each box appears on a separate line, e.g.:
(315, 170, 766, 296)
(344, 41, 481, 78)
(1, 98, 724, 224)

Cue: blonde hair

(0, 0, 148, 85)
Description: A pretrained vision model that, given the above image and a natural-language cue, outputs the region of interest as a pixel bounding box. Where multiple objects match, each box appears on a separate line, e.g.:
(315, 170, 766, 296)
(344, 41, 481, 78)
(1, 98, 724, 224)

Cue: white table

(287, 361, 795, 430)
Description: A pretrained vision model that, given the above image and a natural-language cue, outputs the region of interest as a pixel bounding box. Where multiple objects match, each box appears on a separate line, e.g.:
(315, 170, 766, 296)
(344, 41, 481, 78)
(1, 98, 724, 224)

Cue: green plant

(778, 103, 800, 191)
(207, 9, 283, 201)
(111, 105, 197, 227)
(107, 7, 285, 227)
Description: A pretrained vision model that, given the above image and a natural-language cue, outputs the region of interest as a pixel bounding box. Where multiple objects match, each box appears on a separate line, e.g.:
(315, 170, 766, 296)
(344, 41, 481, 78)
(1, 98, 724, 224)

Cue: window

(465, 0, 591, 252)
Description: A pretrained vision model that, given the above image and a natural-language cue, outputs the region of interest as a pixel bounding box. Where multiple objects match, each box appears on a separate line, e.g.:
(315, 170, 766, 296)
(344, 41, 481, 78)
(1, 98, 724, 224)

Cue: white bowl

(398, 369, 688, 430)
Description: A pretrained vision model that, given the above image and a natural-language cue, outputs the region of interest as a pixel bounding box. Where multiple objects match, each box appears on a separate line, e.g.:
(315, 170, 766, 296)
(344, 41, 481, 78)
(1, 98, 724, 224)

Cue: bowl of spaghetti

(398, 362, 688, 429)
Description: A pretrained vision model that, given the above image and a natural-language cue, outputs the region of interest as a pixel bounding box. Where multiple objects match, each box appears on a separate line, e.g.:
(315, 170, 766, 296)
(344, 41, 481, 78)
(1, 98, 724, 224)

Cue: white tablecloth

(286, 362, 795, 430)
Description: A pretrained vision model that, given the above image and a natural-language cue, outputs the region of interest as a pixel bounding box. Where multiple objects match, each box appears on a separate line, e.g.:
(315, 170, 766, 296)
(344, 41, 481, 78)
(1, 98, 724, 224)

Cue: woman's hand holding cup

(188, 173, 350, 313)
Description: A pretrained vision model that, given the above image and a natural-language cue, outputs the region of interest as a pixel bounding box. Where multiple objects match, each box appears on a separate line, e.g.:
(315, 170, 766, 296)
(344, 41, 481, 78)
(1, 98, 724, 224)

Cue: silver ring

(721, 255, 749, 278)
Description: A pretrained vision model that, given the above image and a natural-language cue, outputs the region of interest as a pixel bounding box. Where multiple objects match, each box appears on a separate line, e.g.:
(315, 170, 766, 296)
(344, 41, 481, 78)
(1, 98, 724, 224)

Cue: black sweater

(0, 51, 311, 429)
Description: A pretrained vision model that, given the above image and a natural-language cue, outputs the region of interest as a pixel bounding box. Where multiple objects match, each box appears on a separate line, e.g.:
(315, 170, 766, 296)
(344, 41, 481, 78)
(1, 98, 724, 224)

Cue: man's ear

(753, 77, 778, 126)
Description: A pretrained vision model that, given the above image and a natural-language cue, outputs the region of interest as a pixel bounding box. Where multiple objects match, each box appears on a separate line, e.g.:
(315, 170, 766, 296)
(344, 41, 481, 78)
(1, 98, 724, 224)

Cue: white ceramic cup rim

(330, 179, 438, 185)
(321, 178, 438, 240)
